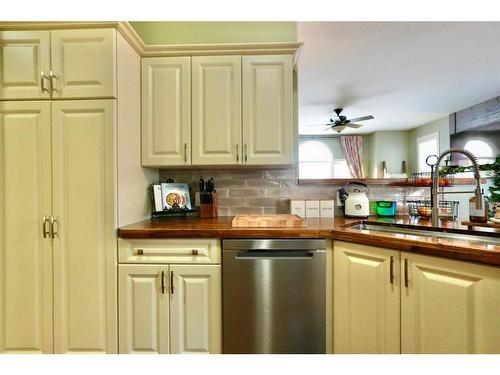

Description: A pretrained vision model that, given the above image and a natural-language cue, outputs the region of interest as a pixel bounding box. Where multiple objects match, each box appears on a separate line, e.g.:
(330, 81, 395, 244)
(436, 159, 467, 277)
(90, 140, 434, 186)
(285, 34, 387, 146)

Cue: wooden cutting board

(232, 214, 305, 228)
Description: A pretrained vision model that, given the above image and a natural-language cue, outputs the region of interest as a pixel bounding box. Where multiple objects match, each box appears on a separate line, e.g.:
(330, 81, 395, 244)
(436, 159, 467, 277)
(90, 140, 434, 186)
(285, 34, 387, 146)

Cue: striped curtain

(340, 135, 364, 178)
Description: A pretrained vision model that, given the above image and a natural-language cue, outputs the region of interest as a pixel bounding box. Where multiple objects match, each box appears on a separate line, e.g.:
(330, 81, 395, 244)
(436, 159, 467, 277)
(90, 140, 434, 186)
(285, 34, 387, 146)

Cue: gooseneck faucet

(431, 148, 483, 226)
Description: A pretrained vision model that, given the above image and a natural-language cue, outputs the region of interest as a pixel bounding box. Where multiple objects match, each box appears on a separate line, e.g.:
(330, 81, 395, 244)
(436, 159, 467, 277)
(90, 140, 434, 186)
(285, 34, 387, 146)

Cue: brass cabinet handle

(50, 216, 59, 238)
(184, 143, 188, 163)
(244, 143, 248, 163)
(236, 144, 239, 162)
(42, 216, 51, 238)
(136, 249, 144, 255)
(192, 249, 199, 256)
(404, 258, 409, 288)
(161, 271, 166, 294)
(389, 256, 394, 284)
(40, 71, 50, 93)
(170, 270, 174, 294)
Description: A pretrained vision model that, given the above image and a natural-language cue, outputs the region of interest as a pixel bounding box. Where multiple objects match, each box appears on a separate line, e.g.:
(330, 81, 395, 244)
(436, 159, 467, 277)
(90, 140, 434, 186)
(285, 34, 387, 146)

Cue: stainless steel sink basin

(348, 222, 500, 246)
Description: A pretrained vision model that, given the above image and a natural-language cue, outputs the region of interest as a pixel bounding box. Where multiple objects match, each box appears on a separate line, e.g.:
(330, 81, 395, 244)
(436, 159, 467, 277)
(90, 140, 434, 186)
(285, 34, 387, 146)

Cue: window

(464, 139, 495, 164)
(417, 132, 439, 172)
(298, 140, 351, 179)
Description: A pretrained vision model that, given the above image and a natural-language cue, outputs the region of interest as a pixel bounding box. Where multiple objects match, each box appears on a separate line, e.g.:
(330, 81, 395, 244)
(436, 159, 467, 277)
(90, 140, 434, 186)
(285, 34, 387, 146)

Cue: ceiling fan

(308, 108, 374, 133)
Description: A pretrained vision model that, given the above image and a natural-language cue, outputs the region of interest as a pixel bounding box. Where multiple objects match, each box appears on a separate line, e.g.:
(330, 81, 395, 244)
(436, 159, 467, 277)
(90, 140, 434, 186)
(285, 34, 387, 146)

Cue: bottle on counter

(469, 194, 488, 223)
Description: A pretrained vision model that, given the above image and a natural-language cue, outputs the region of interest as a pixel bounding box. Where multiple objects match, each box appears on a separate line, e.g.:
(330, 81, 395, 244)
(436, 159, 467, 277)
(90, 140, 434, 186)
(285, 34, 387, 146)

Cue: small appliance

(375, 201, 397, 217)
(343, 182, 370, 218)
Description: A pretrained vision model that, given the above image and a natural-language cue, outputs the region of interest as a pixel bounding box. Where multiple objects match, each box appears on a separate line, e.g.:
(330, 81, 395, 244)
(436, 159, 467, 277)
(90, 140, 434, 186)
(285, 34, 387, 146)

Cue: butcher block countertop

(118, 216, 500, 266)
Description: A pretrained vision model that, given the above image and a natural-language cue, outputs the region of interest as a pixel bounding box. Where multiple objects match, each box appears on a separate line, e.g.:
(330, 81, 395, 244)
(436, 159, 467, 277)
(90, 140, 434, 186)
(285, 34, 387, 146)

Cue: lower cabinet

(119, 263, 221, 354)
(333, 241, 500, 354)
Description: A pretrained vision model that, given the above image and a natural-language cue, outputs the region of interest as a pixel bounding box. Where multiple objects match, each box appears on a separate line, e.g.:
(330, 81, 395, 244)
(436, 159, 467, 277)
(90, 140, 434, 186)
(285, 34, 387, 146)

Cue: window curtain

(340, 135, 364, 178)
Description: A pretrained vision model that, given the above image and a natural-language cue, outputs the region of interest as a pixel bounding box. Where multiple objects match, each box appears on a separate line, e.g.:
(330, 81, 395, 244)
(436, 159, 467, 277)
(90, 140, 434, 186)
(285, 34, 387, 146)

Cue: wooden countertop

(118, 216, 500, 266)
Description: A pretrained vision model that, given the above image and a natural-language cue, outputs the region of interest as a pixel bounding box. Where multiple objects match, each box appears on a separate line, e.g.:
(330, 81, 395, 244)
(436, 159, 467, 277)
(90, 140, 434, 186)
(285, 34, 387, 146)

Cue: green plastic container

(376, 201, 397, 217)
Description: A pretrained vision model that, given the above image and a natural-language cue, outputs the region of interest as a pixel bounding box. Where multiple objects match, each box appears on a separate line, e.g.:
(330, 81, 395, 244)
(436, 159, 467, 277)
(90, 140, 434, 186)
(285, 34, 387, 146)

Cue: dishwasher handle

(235, 250, 316, 259)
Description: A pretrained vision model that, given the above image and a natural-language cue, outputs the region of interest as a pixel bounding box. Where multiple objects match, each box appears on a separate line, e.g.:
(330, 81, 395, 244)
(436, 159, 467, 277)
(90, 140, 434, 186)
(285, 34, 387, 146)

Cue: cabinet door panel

(333, 241, 400, 353)
(51, 29, 116, 99)
(0, 31, 51, 99)
(119, 265, 169, 354)
(0, 101, 52, 353)
(51, 100, 117, 353)
(402, 253, 500, 354)
(192, 56, 241, 165)
(142, 57, 191, 166)
(170, 265, 221, 354)
(242, 55, 293, 165)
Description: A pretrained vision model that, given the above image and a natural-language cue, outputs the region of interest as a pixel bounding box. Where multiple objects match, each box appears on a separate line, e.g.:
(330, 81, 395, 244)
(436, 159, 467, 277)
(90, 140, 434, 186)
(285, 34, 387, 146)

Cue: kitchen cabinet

(0, 100, 117, 354)
(401, 253, 500, 354)
(192, 56, 241, 165)
(117, 238, 222, 354)
(333, 241, 500, 354)
(242, 55, 293, 165)
(0, 31, 51, 99)
(141, 54, 294, 167)
(333, 241, 400, 354)
(141, 57, 191, 166)
(0, 28, 116, 100)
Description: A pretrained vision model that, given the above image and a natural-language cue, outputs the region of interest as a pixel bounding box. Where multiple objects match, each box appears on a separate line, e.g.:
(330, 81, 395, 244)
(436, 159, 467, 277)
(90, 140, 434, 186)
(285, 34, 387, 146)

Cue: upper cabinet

(50, 29, 116, 99)
(242, 55, 294, 165)
(141, 54, 295, 167)
(142, 57, 191, 166)
(0, 31, 51, 99)
(0, 29, 116, 100)
(192, 56, 241, 165)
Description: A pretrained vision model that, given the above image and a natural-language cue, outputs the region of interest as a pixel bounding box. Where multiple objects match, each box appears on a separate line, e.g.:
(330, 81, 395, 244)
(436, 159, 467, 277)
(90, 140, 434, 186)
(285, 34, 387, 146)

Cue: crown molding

(0, 21, 302, 64)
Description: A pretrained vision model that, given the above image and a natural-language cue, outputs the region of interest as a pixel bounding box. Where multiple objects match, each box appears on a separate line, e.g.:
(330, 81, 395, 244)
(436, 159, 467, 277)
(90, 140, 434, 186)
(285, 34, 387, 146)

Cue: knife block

(200, 192, 218, 219)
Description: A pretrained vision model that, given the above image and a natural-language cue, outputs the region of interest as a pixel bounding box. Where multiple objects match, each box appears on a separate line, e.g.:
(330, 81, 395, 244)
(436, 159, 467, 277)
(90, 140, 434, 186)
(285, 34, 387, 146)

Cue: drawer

(118, 238, 221, 264)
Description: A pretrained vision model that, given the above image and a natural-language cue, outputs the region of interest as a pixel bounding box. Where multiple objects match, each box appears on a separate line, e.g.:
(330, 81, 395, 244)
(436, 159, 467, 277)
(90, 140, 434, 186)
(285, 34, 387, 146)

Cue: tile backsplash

(159, 168, 428, 216)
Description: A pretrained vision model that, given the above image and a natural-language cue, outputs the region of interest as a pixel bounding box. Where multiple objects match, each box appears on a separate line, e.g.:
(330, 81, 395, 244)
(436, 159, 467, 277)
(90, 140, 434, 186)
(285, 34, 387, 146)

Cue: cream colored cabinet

(50, 29, 116, 99)
(119, 265, 169, 354)
(118, 239, 222, 354)
(0, 101, 53, 353)
(141, 54, 294, 167)
(0, 100, 117, 354)
(401, 253, 500, 354)
(51, 100, 117, 353)
(0, 31, 51, 100)
(0, 29, 115, 100)
(192, 56, 241, 165)
(170, 265, 221, 354)
(242, 55, 293, 165)
(141, 57, 191, 166)
(333, 241, 401, 353)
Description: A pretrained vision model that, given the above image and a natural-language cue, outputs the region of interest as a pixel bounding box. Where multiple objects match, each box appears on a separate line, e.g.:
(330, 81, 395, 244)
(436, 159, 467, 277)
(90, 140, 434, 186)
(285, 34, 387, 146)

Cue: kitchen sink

(348, 222, 500, 246)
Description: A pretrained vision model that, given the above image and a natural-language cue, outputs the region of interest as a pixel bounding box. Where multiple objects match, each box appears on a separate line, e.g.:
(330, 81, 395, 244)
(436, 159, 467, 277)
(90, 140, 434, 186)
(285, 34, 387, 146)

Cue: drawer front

(118, 238, 221, 264)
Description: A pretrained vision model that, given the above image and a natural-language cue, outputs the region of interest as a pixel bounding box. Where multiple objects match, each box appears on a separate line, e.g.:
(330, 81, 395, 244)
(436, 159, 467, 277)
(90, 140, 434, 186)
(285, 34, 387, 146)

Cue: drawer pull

(192, 249, 199, 255)
(136, 249, 144, 255)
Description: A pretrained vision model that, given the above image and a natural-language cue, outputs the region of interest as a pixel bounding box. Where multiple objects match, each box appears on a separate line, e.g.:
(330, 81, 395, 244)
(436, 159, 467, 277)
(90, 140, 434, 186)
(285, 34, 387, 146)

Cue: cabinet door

(0, 31, 51, 100)
(242, 55, 293, 165)
(401, 253, 500, 354)
(333, 241, 400, 353)
(51, 100, 117, 353)
(192, 56, 241, 165)
(50, 29, 116, 99)
(142, 57, 191, 166)
(0, 101, 53, 353)
(170, 265, 221, 354)
(119, 265, 169, 354)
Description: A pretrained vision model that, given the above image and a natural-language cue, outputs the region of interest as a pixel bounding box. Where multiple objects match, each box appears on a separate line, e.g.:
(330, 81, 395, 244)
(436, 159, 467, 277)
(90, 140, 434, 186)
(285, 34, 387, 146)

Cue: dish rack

(411, 172, 455, 187)
(407, 200, 459, 220)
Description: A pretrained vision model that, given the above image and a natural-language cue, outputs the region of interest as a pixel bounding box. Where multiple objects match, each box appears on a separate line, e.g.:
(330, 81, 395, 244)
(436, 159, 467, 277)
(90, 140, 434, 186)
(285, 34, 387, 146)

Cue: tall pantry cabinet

(0, 26, 150, 353)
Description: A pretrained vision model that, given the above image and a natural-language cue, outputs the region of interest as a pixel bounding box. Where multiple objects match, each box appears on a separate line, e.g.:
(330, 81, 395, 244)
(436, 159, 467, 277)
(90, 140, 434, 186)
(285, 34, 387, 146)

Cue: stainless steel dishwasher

(222, 239, 326, 354)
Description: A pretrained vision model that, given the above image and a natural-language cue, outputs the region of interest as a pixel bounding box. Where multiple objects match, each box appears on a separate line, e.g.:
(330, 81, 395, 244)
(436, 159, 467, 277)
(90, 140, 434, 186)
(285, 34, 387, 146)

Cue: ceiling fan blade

(348, 115, 374, 122)
(306, 124, 332, 128)
(347, 123, 363, 129)
(322, 127, 333, 132)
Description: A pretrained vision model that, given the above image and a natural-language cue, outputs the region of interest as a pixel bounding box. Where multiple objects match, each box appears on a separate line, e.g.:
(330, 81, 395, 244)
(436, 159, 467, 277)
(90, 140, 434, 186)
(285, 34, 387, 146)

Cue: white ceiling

(298, 22, 500, 135)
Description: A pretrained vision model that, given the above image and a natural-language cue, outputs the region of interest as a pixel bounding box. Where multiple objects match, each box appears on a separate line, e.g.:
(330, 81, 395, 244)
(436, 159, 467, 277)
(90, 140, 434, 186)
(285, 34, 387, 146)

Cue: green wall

(407, 117, 450, 174)
(367, 131, 409, 178)
(130, 22, 297, 45)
